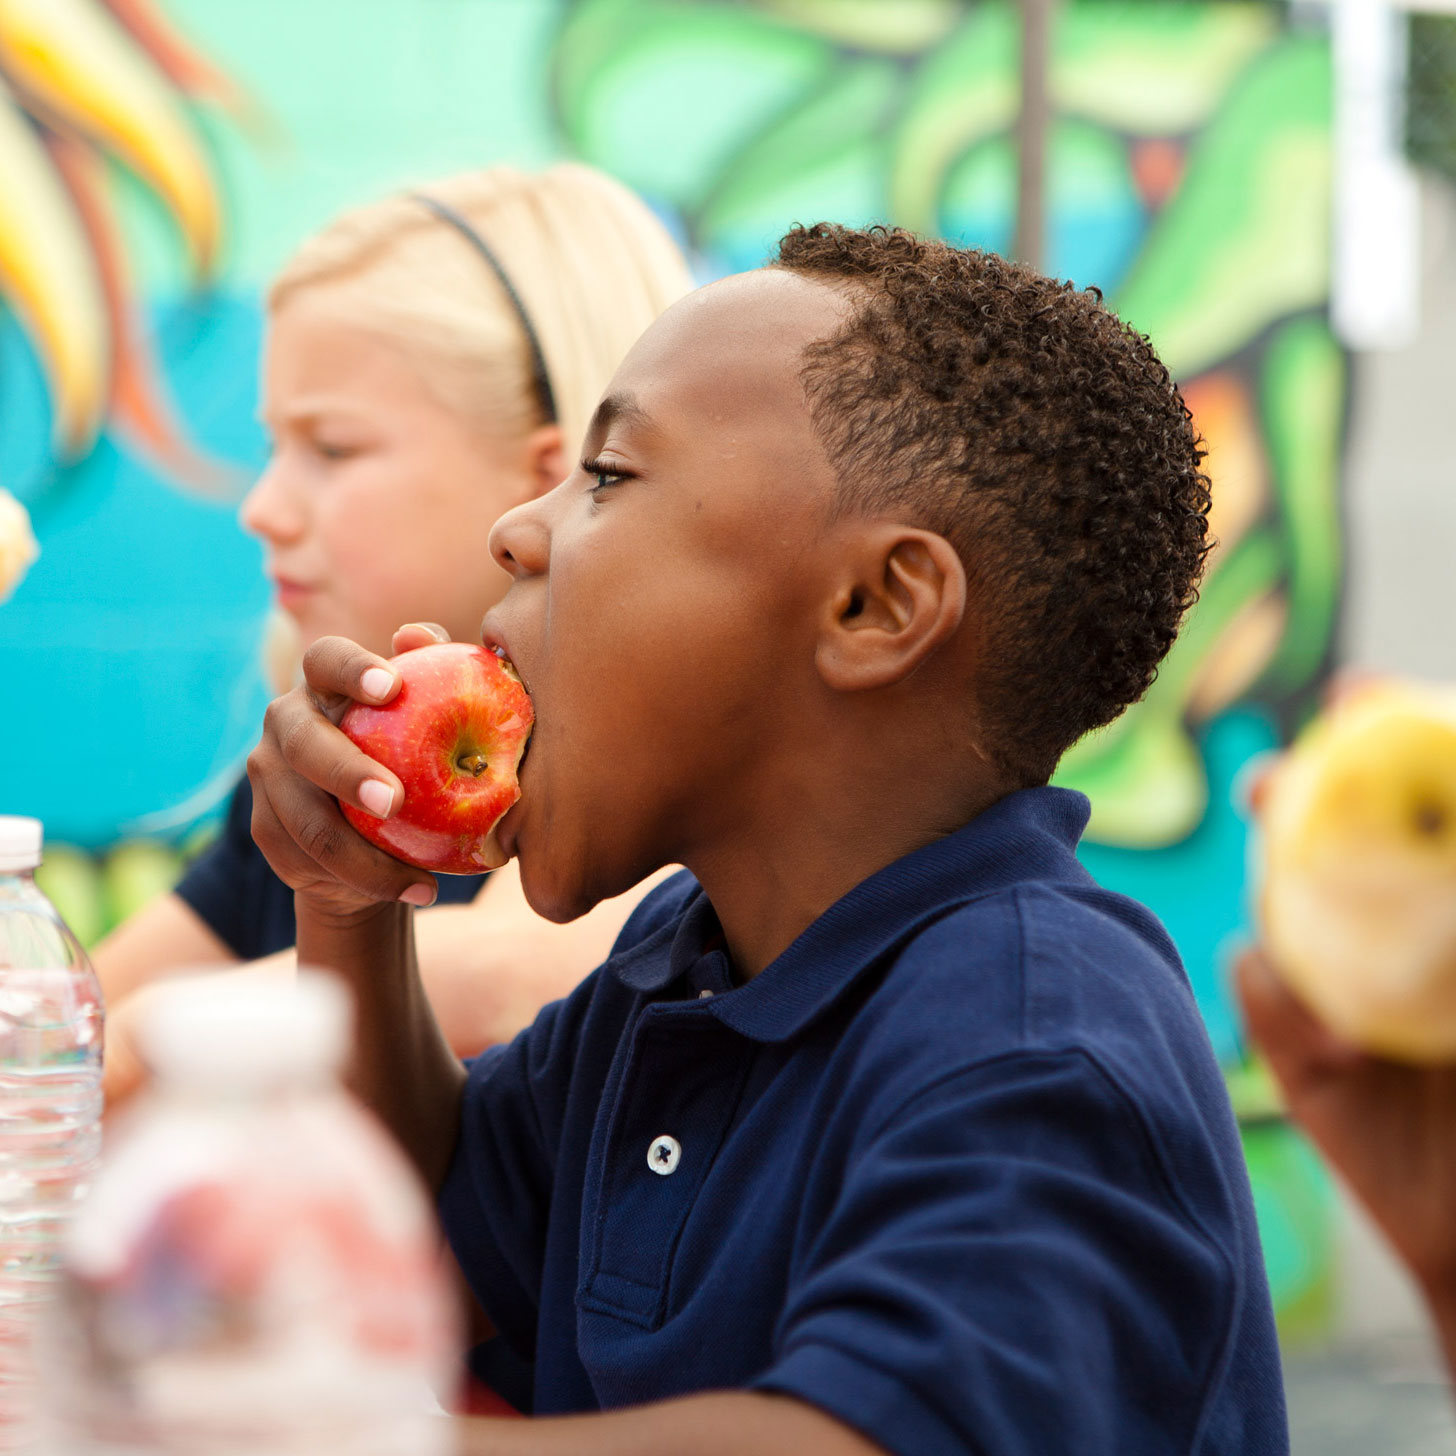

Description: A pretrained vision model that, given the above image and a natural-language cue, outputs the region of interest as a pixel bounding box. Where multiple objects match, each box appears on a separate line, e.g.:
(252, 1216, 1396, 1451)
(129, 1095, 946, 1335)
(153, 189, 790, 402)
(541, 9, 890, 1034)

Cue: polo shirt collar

(607, 785, 1091, 1044)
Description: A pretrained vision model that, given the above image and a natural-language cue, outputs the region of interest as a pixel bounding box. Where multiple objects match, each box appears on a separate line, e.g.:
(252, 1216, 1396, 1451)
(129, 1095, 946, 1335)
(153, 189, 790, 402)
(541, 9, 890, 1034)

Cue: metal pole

(1014, 0, 1055, 272)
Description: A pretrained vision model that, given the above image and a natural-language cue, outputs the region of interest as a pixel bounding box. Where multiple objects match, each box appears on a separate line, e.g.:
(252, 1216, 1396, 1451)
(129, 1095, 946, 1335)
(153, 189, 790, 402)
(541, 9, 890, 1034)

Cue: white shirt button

(647, 1135, 681, 1176)
(698, 988, 714, 999)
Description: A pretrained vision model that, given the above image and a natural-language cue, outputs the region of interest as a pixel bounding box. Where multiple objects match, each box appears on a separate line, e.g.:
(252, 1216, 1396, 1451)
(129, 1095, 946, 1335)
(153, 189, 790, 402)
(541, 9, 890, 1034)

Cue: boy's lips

(494, 792, 524, 863)
(480, 625, 530, 695)
(491, 720, 531, 865)
(480, 622, 534, 865)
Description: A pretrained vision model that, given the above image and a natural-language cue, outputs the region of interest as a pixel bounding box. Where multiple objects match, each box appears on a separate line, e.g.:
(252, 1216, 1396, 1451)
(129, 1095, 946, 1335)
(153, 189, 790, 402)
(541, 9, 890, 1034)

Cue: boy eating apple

(247, 225, 1287, 1454)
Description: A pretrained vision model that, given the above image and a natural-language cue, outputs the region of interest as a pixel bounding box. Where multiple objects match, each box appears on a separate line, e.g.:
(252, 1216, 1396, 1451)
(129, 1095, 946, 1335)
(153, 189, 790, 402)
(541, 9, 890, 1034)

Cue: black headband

(410, 193, 558, 424)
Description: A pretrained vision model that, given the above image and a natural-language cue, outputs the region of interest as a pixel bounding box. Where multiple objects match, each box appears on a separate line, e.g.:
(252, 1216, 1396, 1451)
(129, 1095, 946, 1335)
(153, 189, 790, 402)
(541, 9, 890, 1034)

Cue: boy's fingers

(1236, 947, 1301, 1057)
(392, 622, 451, 655)
(1247, 764, 1273, 818)
(1236, 946, 1365, 1083)
(261, 693, 404, 817)
(249, 755, 435, 905)
(1322, 667, 1386, 710)
(301, 635, 400, 715)
(1237, 751, 1280, 819)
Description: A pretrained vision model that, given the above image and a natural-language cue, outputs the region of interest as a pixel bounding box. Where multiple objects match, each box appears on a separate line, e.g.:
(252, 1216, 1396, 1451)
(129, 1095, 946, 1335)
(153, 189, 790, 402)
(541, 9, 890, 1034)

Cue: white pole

(1331, 0, 1421, 349)
(1014, 0, 1056, 271)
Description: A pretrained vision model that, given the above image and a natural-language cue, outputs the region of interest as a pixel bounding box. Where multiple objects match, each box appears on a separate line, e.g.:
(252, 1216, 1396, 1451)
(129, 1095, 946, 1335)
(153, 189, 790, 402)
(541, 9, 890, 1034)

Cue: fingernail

(400, 883, 436, 907)
(361, 667, 394, 701)
(358, 779, 394, 818)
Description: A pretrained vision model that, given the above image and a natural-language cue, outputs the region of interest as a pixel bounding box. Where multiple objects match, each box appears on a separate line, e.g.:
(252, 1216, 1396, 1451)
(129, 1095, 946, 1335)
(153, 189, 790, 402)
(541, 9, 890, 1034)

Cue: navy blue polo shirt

(438, 787, 1288, 1454)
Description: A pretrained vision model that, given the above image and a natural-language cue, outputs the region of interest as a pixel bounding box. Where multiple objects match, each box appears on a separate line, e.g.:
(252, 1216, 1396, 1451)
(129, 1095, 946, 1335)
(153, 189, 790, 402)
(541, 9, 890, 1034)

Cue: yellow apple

(1261, 679, 1456, 1061)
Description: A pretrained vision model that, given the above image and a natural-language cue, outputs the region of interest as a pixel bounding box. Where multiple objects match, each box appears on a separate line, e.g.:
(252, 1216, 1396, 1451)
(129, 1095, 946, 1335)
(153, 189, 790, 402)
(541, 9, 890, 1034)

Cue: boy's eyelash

(582, 456, 631, 492)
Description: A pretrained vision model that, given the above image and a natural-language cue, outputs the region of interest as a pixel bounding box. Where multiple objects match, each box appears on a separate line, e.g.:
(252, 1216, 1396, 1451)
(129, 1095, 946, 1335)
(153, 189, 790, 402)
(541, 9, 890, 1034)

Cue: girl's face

(242, 288, 552, 657)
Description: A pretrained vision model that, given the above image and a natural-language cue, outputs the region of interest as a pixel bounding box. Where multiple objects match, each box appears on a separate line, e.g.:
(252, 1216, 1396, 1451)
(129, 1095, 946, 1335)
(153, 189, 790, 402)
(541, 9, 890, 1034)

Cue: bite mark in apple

(338, 642, 534, 874)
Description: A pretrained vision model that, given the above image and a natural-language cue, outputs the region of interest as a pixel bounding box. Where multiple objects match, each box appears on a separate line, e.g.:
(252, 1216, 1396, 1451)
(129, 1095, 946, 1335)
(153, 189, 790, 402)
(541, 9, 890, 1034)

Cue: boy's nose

(489, 494, 550, 579)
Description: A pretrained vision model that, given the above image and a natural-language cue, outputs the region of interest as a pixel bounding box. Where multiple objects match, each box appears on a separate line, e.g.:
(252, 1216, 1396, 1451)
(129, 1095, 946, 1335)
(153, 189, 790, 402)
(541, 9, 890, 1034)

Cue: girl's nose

(239, 457, 305, 545)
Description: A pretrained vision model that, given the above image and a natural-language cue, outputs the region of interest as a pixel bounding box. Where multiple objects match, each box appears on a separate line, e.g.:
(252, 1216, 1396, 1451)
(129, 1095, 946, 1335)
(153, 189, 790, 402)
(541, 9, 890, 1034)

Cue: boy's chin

(515, 851, 604, 925)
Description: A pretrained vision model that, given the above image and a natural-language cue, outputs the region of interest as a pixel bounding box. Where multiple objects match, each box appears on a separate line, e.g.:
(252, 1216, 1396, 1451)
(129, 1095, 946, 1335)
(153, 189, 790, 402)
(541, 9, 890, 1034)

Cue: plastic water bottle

(43, 970, 459, 1455)
(0, 816, 104, 1451)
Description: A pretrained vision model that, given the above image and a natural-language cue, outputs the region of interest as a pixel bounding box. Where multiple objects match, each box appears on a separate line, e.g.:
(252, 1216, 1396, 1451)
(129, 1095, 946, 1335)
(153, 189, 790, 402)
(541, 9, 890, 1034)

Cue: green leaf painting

(0, 0, 1344, 1328)
(548, 1, 1345, 1091)
(1113, 37, 1334, 380)
(555, 0, 837, 214)
(552, 0, 1342, 858)
(1053, 2, 1279, 135)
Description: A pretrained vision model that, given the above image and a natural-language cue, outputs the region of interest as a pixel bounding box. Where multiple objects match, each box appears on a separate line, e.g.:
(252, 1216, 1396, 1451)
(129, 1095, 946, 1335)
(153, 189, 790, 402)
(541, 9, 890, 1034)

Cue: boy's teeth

(490, 643, 524, 686)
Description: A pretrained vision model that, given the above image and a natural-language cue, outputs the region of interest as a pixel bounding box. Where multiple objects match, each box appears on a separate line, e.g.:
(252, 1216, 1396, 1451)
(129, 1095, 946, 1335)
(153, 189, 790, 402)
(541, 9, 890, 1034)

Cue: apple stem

(456, 751, 490, 778)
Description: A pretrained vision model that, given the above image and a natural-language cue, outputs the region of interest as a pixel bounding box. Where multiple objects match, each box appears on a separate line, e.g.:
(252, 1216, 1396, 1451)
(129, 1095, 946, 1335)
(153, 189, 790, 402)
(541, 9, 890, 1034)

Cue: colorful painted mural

(545, 0, 1343, 1328)
(0, 0, 1340, 1326)
(548, 0, 1343, 1064)
(0, 0, 269, 859)
(0, 0, 227, 465)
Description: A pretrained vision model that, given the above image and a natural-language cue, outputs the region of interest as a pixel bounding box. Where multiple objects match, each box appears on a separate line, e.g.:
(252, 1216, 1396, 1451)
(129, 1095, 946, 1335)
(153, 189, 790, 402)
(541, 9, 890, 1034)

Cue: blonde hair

(269, 163, 695, 456)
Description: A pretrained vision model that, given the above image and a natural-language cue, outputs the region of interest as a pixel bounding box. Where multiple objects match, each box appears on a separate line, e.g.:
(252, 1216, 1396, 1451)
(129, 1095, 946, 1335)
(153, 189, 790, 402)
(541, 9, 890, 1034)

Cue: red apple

(338, 643, 533, 874)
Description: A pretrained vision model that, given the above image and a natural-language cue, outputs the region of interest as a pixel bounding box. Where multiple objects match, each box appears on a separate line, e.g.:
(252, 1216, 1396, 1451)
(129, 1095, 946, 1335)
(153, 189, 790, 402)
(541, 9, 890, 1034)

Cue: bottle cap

(135, 969, 351, 1087)
(0, 816, 42, 872)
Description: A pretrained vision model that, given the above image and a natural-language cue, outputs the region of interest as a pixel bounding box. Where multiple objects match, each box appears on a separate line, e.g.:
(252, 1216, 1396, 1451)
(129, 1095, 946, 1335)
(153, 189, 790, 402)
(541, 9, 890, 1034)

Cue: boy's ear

(523, 423, 570, 499)
(815, 525, 967, 691)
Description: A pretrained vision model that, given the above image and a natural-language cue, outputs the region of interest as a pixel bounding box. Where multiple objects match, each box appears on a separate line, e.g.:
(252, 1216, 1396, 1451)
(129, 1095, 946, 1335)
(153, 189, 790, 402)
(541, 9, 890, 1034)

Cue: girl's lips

(271, 577, 316, 609)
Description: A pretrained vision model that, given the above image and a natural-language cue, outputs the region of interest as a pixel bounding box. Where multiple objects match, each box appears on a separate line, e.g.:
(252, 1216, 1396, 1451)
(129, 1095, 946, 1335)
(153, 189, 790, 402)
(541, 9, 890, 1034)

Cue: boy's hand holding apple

(247, 621, 510, 1196)
(337, 638, 532, 876)
(247, 623, 466, 917)
(1237, 948, 1456, 1319)
(1238, 675, 1456, 1373)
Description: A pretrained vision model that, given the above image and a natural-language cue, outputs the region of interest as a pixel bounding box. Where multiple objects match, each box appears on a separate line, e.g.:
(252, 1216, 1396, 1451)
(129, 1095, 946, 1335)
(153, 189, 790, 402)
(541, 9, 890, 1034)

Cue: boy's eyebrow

(587, 391, 654, 441)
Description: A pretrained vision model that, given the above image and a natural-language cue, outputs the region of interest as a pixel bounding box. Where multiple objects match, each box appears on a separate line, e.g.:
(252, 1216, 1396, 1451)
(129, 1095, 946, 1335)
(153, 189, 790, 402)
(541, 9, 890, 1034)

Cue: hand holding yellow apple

(1246, 679, 1456, 1376)
(1259, 678, 1456, 1062)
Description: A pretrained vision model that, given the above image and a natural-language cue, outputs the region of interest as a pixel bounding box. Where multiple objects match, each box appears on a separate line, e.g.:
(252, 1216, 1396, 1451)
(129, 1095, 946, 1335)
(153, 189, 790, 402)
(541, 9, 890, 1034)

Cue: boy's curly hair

(775, 223, 1212, 787)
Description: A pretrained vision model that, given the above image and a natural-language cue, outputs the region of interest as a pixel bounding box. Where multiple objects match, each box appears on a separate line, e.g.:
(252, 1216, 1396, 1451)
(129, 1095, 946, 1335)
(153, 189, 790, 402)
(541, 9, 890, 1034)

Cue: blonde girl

(96, 164, 693, 1096)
